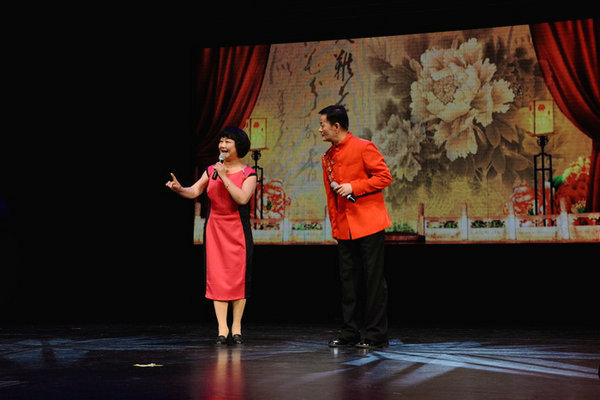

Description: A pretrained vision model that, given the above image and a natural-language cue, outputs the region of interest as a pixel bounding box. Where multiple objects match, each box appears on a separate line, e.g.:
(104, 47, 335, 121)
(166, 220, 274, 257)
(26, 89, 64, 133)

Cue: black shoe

(328, 338, 359, 347)
(231, 334, 243, 345)
(215, 335, 228, 346)
(355, 339, 388, 349)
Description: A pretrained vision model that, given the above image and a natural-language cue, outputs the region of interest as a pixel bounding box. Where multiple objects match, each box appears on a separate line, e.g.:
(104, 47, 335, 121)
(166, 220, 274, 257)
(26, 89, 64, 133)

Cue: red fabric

(204, 167, 255, 301)
(530, 18, 600, 211)
(194, 45, 270, 168)
(589, 139, 600, 212)
(322, 133, 392, 240)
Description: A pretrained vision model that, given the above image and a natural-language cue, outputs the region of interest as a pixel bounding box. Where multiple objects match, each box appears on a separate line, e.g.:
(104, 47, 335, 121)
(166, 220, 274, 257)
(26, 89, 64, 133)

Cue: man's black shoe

(355, 339, 388, 349)
(328, 338, 359, 347)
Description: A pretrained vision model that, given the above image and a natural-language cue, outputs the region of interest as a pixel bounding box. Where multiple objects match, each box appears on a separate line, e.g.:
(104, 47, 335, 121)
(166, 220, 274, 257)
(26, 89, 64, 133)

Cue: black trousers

(337, 230, 388, 342)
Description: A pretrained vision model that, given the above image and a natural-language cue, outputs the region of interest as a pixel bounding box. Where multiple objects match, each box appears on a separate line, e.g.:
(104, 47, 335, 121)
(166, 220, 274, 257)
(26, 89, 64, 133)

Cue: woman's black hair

(219, 126, 251, 158)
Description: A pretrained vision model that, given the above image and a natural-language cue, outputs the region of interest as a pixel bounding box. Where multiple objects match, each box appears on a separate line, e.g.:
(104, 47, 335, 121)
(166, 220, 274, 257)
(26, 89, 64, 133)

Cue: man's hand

(334, 182, 353, 198)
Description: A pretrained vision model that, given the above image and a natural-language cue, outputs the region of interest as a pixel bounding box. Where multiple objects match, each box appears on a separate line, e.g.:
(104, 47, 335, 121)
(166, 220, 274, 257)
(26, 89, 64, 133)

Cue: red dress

(204, 165, 256, 301)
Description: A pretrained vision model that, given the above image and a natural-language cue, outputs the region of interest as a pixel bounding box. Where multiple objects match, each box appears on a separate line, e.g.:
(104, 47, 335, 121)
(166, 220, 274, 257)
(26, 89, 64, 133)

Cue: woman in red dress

(166, 127, 257, 345)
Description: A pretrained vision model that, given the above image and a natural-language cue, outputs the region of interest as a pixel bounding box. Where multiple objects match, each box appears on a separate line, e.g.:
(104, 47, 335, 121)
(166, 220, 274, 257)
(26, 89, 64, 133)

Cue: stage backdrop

(194, 21, 599, 244)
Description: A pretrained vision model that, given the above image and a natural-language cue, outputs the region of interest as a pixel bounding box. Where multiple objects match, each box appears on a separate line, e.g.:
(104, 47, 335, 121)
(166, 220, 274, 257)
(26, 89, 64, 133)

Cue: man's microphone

(330, 181, 356, 203)
(212, 152, 227, 179)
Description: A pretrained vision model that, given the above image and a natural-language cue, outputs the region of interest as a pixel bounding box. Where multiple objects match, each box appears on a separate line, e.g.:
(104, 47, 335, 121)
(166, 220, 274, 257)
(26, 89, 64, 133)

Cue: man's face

(319, 114, 338, 144)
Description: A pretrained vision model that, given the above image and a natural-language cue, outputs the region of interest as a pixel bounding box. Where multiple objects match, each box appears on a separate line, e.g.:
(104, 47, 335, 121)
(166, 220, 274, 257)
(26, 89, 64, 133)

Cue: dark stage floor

(1, 323, 599, 399)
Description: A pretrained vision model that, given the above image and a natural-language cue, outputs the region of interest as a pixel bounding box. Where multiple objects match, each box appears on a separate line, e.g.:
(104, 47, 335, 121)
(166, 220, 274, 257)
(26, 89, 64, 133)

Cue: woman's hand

(165, 173, 182, 192)
(213, 161, 227, 177)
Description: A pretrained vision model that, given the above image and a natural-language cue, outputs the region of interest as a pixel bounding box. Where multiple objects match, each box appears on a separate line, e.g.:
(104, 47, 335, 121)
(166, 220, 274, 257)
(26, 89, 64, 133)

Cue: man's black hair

(318, 105, 349, 130)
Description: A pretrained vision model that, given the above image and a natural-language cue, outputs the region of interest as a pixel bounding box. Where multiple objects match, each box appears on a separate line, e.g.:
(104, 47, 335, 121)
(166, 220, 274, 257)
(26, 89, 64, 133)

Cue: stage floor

(1, 323, 599, 399)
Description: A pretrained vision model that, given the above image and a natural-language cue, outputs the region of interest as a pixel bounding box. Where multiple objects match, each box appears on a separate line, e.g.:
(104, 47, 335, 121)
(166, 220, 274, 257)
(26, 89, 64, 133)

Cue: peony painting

(194, 21, 597, 244)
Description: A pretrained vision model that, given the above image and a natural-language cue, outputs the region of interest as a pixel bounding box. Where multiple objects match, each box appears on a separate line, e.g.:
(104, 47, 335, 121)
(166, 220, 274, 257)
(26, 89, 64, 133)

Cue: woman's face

(218, 136, 238, 159)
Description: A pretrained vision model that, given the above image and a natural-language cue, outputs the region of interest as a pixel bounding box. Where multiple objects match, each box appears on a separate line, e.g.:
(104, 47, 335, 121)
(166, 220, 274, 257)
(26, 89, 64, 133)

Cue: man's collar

(334, 132, 352, 148)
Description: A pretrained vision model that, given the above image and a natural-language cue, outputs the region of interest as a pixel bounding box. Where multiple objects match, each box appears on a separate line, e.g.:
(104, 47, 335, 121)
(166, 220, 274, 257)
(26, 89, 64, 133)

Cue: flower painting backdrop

(194, 21, 598, 244)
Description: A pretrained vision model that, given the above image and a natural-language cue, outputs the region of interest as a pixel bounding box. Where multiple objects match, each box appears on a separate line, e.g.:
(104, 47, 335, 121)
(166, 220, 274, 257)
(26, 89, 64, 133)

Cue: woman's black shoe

(215, 335, 228, 346)
(231, 334, 243, 345)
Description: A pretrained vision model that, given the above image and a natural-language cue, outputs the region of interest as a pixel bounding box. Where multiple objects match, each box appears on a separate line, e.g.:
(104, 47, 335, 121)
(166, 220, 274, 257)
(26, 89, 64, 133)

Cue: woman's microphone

(212, 153, 227, 179)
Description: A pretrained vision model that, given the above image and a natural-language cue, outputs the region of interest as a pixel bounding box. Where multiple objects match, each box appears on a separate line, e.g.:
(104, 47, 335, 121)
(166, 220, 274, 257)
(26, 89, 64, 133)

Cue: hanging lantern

(526, 100, 554, 137)
(248, 118, 268, 151)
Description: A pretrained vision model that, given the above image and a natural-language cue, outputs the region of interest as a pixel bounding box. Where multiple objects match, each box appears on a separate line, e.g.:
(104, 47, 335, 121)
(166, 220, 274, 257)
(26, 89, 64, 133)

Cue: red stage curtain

(530, 18, 600, 212)
(194, 45, 270, 171)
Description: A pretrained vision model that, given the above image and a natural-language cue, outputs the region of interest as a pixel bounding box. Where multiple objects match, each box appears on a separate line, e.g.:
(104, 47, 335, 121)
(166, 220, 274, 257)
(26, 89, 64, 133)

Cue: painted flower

(409, 38, 515, 161)
(508, 182, 536, 216)
(554, 156, 590, 213)
(254, 179, 291, 220)
(372, 114, 424, 182)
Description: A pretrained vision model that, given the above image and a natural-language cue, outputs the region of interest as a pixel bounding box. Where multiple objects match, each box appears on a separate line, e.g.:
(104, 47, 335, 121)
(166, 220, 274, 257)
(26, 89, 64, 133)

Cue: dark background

(4, 2, 597, 328)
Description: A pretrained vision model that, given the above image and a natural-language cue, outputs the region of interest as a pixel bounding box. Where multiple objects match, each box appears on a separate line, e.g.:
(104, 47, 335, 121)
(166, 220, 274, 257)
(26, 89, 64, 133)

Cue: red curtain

(194, 45, 270, 171)
(530, 18, 600, 212)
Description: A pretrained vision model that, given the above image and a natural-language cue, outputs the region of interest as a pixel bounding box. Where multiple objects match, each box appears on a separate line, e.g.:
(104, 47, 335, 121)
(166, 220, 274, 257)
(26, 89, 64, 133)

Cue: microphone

(212, 152, 227, 180)
(330, 181, 356, 203)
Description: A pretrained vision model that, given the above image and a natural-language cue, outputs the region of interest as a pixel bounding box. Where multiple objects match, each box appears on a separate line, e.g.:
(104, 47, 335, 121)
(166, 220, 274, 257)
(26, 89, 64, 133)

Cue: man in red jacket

(319, 105, 392, 349)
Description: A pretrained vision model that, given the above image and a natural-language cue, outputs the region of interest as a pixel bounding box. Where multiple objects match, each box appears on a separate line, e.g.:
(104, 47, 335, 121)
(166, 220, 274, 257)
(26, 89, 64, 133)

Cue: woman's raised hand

(165, 173, 182, 192)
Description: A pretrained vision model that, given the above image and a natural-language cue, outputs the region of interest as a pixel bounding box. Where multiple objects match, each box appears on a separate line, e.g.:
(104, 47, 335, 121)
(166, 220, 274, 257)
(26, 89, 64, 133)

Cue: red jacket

(322, 133, 392, 240)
